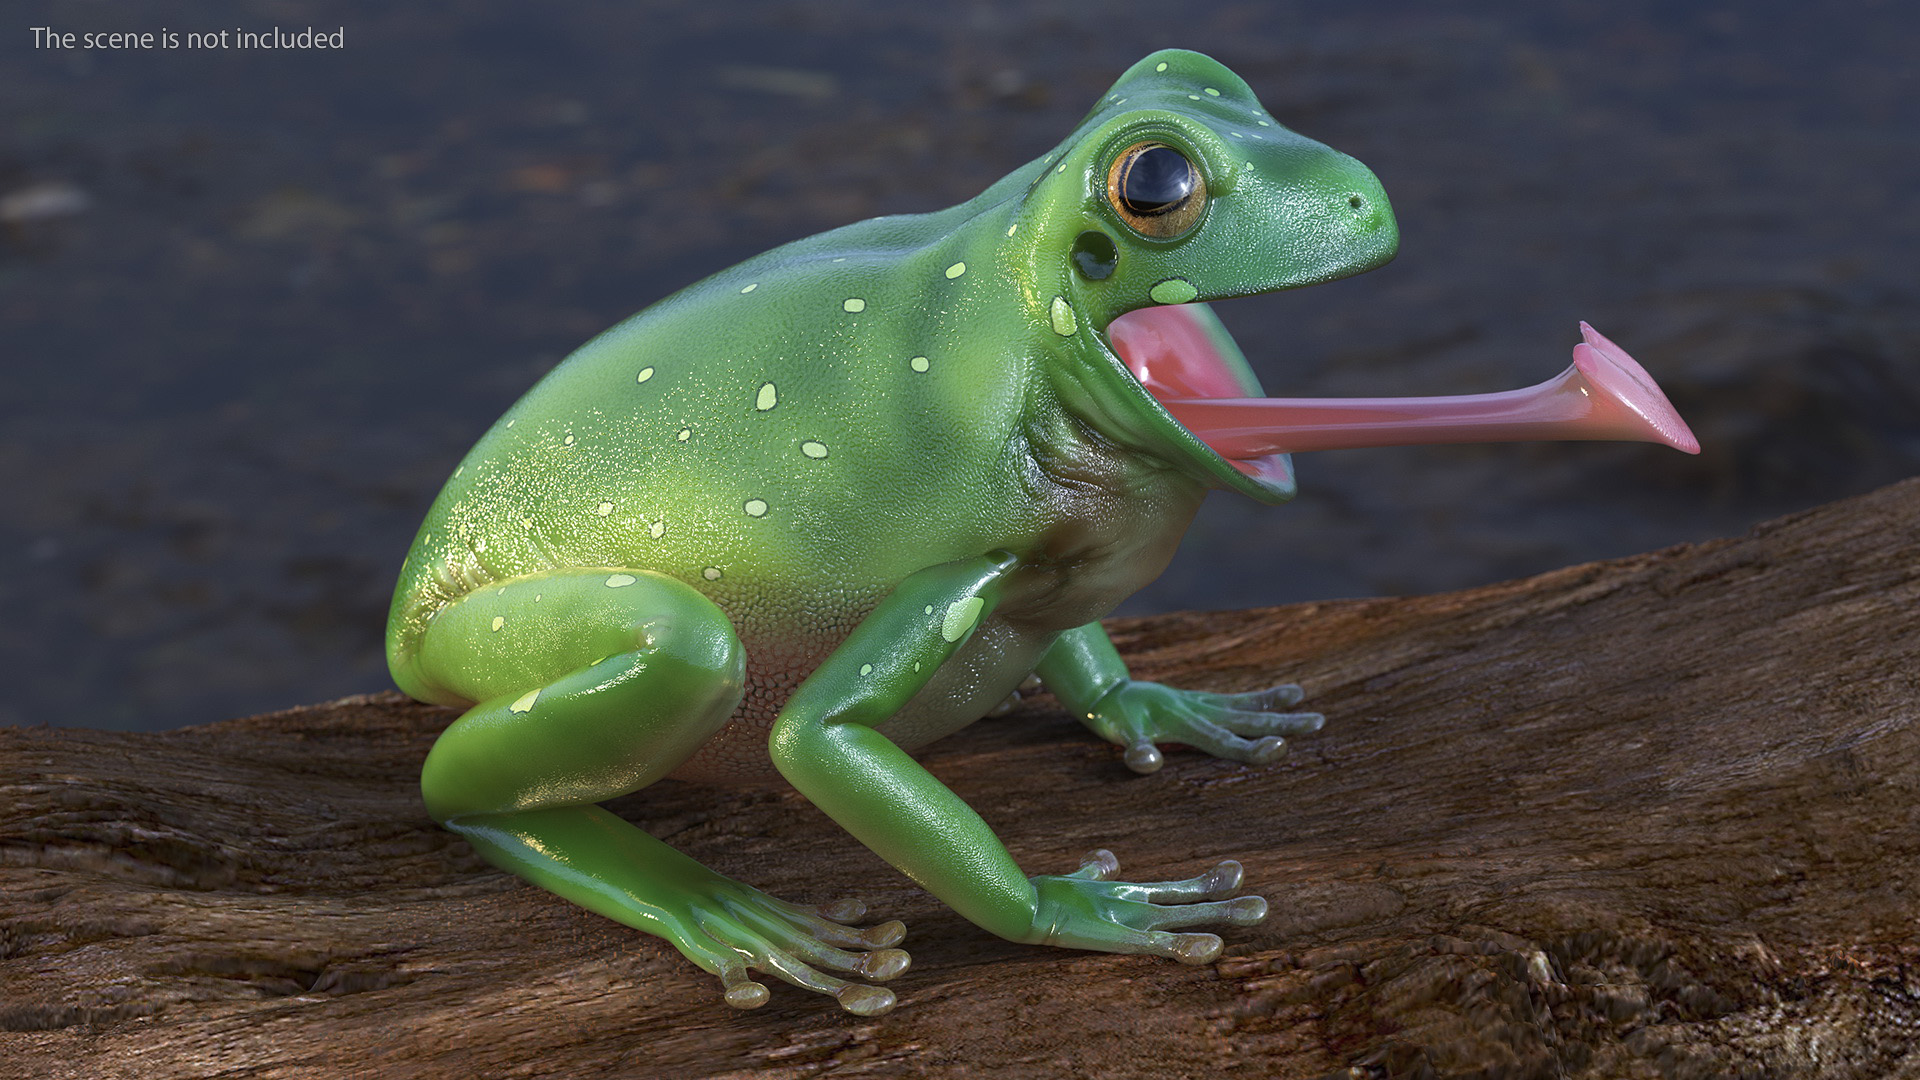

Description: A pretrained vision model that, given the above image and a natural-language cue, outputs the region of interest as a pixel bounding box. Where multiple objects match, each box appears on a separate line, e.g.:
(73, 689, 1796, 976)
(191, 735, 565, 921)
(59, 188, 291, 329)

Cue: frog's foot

(1083, 679, 1325, 774)
(672, 887, 911, 1015)
(1024, 849, 1267, 962)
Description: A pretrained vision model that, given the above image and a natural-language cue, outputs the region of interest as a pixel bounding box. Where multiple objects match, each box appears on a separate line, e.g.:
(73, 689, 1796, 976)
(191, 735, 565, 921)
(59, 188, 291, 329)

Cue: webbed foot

(1080, 680, 1324, 773)
(673, 888, 910, 1014)
(1022, 850, 1267, 962)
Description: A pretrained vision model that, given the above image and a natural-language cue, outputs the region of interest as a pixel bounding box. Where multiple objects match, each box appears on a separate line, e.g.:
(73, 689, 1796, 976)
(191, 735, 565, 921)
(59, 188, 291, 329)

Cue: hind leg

(409, 568, 909, 1014)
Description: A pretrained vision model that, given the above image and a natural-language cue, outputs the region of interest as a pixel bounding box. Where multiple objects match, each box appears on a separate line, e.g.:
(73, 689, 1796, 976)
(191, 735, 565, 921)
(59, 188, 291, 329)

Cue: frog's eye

(1107, 142, 1206, 238)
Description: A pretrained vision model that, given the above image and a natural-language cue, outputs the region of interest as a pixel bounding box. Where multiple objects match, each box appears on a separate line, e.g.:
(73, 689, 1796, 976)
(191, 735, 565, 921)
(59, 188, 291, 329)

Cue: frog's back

(387, 200, 1044, 694)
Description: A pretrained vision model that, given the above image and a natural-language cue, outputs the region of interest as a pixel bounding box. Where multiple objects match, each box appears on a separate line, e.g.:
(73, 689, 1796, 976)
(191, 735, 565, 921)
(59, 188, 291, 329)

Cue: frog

(386, 48, 1400, 1016)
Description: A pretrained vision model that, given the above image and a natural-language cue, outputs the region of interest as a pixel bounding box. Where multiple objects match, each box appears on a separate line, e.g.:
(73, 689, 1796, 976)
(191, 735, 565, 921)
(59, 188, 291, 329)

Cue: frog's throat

(1070, 308, 1300, 506)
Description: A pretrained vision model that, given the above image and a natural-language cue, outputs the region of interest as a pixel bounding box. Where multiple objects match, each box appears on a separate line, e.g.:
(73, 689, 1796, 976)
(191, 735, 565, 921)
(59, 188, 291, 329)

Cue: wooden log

(3, 479, 1917, 1079)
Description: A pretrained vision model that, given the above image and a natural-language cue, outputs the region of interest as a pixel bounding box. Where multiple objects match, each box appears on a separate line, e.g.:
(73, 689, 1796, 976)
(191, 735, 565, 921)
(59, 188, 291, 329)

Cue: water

(3, 0, 1915, 730)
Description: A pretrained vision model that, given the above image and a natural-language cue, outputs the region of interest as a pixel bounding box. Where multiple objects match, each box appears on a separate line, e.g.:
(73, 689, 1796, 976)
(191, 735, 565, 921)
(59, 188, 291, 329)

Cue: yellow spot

(490, 616, 505, 632)
(509, 689, 539, 714)
(945, 261, 966, 279)
(1050, 296, 1077, 336)
(677, 427, 691, 441)
(595, 501, 614, 516)
(1155, 61, 1168, 72)
(1006, 223, 1017, 237)
(534, 593, 542, 601)
(913, 661, 921, 673)
(801, 440, 828, 459)
(942, 596, 984, 642)
(1187, 94, 1200, 100)
(923, 605, 934, 615)
(843, 297, 866, 313)
(505, 420, 515, 428)
(1055, 162, 1066, 173)
(636, 366, 655, 383)
(756, 383, 778, 410)
(606, 573, 636, 588)
(452, 465, 463, 478)
(910, 356, 930, 373)
(740, 283, 758, 293)
(563, 434, 575, 447)
(1230, 131, 1243, 138)
(703, 566, 722, 581)
(1204, 87, 1220, 96)
(649, 520, 665, 539)
(1257, 119, 1270, 127)
(744, 499, 768, 518)
(860, 664, 873, 676)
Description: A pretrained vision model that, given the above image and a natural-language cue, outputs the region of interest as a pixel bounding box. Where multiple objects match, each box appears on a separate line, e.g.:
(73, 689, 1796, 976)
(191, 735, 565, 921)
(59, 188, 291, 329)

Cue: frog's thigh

(415, 568, 744, 820)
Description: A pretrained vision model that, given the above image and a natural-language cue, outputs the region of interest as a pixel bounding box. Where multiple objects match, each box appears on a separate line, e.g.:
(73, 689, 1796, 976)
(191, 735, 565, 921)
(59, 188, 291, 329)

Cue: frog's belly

(668, 617, 1052, 785)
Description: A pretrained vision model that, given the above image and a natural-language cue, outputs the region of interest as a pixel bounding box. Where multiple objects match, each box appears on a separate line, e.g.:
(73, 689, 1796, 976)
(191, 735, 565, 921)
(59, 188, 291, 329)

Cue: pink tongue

(1110, 307, 1699, 457)
(1107, 303, 1253, 399)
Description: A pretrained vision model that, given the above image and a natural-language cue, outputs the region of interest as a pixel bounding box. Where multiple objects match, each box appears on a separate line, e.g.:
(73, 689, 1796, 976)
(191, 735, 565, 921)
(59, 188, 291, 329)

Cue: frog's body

(390, 203, 1215, 782)
(388, 49, 1396, 1014)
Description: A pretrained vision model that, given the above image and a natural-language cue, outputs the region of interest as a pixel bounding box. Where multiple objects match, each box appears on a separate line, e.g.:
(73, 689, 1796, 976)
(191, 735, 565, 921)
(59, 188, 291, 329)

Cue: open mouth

(1106, 305, 1699, 461)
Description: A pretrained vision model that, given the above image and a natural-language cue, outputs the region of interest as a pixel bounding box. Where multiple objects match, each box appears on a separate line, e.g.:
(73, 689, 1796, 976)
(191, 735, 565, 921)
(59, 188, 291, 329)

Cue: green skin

(387, 48, 1397, 1015)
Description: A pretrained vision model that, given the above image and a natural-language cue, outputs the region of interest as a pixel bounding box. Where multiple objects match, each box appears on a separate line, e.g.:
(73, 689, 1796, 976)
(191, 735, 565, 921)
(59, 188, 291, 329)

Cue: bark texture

(2, 479, 1917, 1079)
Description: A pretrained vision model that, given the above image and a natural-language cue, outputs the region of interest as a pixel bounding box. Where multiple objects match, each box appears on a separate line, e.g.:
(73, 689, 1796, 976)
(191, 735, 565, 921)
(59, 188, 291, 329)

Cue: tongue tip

(1574, 323, 1702, 455)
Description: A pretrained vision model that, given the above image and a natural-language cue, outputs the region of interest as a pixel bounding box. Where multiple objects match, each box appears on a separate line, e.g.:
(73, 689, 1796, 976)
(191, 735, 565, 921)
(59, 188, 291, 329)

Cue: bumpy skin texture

(387, 49, 1397, 1013)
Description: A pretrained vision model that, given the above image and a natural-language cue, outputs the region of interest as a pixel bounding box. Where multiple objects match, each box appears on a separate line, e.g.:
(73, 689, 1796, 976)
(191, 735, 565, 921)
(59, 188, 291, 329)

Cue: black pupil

(1120, 147, 1195, 216)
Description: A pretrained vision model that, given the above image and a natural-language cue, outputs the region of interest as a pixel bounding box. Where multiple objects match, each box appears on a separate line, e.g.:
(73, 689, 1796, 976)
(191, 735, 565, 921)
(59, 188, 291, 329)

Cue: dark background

(4, 1, 1915, 732)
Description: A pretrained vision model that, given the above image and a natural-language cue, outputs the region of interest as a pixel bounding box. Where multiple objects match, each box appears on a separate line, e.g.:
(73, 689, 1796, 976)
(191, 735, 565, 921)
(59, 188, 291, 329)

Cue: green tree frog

(387, 49, 1695, 1015)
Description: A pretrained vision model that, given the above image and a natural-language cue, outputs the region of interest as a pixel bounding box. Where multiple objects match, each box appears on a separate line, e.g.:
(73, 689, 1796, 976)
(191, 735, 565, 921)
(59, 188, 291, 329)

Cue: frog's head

(1009, 49, 1399, 502)
(1057, 50, 1399, 306)
(1002, 50, 1695, 502)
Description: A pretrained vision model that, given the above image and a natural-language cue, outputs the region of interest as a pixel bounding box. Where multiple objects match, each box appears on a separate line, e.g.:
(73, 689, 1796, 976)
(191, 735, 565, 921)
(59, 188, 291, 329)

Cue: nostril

(1347, 193, 1365, 211)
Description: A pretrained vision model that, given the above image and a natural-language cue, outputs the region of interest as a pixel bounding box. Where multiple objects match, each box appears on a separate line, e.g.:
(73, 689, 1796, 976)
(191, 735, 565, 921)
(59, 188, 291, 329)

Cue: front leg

(769, 553, 1264, 968)
(1036, 622, 1324, 774)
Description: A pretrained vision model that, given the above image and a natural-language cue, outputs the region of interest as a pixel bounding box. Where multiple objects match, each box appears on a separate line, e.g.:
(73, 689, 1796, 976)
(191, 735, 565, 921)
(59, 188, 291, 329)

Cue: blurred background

(4, 0, 1915, 732)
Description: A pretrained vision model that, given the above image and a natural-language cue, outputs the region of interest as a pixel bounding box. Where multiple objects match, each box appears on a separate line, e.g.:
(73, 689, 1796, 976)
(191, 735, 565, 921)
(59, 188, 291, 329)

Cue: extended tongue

(1153, 321, 1699, 458)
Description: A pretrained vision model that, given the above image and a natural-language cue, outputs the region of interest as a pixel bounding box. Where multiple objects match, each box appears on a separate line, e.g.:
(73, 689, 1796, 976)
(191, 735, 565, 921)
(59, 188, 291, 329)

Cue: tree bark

(3, 479, 1917, 1079)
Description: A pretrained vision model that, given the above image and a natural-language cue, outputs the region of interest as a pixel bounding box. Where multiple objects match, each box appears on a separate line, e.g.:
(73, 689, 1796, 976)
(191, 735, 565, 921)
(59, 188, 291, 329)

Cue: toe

(835, 983, 897, 1016)
(854, 947, 911, 981)
(1124, 739, 1164, 774)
